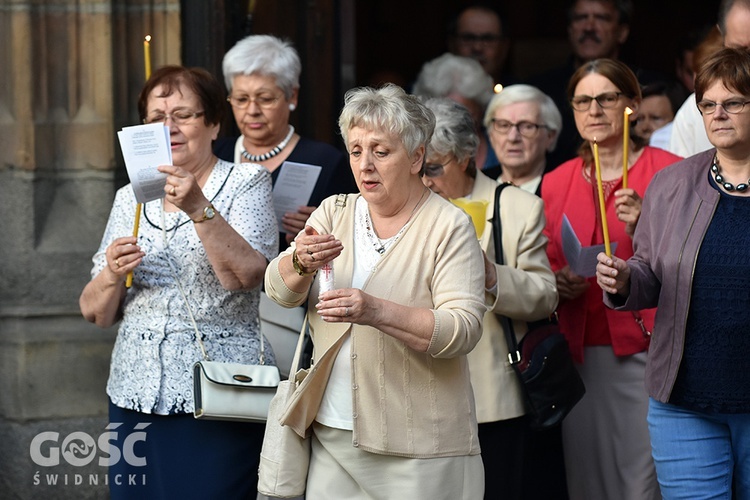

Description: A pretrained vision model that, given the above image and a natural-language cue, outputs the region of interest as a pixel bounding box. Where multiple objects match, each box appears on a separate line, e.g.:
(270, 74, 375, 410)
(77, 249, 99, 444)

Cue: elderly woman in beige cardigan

(264, 84, 487, 499)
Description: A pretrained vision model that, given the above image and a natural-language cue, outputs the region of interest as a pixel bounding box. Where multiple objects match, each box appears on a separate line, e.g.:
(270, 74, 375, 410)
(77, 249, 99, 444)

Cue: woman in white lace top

(79, 65, 278, 499)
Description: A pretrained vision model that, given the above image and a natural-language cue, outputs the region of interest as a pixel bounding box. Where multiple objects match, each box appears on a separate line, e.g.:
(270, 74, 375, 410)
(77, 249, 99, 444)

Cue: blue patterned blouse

(90, 159, 279, 414)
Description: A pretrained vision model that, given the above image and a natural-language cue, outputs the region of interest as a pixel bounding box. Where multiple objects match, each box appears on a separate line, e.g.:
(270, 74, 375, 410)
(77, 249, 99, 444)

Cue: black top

(670, 176, 750, 413)
(214, 135, 358, 251)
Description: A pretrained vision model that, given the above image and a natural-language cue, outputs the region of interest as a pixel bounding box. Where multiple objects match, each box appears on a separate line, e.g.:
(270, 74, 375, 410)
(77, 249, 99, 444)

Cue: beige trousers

(305, 421, 485, 500)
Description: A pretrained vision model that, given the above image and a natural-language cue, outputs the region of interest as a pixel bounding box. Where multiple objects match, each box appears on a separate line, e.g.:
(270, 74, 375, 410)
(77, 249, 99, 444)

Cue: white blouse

(91, 159, 279, 414)
(315, 196, 406, 429)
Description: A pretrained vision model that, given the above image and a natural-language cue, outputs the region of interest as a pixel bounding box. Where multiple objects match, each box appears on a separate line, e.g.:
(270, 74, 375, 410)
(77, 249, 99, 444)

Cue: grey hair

(483, 84, 563, 151)
(412, 53, 494, 108)
(338, 84, 435, 158)
(221, 34, 301, 99)
(422, 97, 479, 177)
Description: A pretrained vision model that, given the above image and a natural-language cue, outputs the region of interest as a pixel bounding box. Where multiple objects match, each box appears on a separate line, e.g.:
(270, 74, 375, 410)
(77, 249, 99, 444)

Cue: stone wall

(0, 1, 180, 498)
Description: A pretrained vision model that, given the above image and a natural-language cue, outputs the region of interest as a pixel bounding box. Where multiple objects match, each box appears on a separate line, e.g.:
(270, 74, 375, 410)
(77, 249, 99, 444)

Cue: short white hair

(483, 84, 563, 151)
(338, 84, 435, 158)
(222, 35, 300, 99)
(412, 53, 494, 108)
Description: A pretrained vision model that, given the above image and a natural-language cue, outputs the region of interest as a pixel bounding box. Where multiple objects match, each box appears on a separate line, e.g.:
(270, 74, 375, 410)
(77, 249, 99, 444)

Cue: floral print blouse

(90, 159, 278, 414)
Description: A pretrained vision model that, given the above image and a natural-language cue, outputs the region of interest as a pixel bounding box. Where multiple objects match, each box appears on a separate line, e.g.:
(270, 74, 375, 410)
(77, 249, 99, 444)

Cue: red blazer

(542, 146, 682, 362)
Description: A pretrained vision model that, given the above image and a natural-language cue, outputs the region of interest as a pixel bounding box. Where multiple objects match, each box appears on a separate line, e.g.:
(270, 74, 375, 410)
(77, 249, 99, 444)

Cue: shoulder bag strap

(492, 182, 522, 365)
(289, 314, 310, 378)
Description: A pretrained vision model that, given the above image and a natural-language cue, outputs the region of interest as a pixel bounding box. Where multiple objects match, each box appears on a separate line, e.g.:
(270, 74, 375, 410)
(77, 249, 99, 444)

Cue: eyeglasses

(570, 92, 624, 111)
(144, 110, 205, 125)
(696, 99, 750, 115)
(455, 32, 502, 46)
(227, 94, 282, 109)
(423, 158, 453, 178)
(490, 119, 548, 137)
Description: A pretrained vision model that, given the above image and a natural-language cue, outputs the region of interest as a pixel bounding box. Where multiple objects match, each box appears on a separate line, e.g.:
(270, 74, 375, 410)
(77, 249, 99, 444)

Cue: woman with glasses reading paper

(79, 66, 278, 499)
(215, 34, 356, 249)
(596, 47, 750, 499)
(540, 59, 682, 500)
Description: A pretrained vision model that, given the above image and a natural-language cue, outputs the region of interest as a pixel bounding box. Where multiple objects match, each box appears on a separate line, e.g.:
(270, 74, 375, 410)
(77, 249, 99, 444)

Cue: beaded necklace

(363, 188, 428, 254)
(711, 154, 750, 192)
(241, 125, 295, 162)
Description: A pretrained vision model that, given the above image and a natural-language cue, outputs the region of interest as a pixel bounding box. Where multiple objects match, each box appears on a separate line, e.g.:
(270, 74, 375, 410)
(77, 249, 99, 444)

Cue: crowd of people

(79, 0, 750, 499)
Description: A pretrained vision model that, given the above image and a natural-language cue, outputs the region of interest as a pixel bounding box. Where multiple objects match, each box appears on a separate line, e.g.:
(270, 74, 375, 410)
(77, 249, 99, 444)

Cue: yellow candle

(593, 140, 612, 256)
(127, 35, 152, 288)
(623, 107, 633, 189)
(143, 35, 152, 80)
(125, 203, 141, 288)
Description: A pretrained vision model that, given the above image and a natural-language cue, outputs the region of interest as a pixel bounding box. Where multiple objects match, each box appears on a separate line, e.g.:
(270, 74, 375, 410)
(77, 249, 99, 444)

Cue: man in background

(668, 0, 750, 157)
(530, 0, 662, 169)
(447, 3, 513, 88)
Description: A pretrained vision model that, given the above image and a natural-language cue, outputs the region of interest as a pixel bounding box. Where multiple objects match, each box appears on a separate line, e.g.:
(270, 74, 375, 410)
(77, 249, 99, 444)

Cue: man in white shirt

(668, 0, 750, 157)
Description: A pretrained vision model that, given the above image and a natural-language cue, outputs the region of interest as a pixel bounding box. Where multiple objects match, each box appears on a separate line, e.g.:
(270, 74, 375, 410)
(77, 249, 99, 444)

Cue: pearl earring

(289, 104, 296, 111)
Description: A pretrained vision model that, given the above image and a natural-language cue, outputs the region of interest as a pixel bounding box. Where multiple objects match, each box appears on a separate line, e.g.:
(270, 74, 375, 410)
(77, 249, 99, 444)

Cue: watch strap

(292, 250, 316, 276)
(193, 204, 217, 223)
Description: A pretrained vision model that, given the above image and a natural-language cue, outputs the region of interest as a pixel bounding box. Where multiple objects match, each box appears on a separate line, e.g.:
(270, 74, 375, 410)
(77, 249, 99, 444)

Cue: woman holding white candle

(540, 58, 682, 500)
(264, 85, 486, 499)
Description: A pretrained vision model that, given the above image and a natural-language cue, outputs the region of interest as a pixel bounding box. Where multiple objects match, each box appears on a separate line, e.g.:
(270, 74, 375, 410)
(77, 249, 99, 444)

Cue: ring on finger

(307, 249, 314, 255)
(115, 259, 120, 268)
(345, 307, 350, 317)
(171, 186, 176, 196)
(310, 253, 316, 262)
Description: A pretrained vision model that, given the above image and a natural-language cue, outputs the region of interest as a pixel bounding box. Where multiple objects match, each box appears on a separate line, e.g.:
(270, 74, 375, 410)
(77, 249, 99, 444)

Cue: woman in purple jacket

(595, 47, 750, 499)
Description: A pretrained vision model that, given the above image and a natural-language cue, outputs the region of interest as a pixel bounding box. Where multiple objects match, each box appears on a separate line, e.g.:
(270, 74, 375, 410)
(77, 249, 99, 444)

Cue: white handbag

(193, 365, 280, 422)
(257, 314, 311, 498)
(193, 323, 281, 422)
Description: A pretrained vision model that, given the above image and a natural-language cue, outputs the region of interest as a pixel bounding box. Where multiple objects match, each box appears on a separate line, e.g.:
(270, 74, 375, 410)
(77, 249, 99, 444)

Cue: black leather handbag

(492, 183, 585, 430)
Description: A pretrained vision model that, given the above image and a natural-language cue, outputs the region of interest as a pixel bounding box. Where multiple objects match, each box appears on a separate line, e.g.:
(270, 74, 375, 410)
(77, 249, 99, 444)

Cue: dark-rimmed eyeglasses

(227, 94, 282, 110)
(144, 110, 205, 125)
(570, 92, 624, 112)
(696, 99, 750, 115)
(423, 158, 453, 178)
(490, 119, 548, 137)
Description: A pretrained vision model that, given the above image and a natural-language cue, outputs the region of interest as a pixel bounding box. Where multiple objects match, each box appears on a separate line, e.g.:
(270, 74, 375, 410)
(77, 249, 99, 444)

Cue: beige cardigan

(265, 191, 485, 458)
(469, 171, 558, 423)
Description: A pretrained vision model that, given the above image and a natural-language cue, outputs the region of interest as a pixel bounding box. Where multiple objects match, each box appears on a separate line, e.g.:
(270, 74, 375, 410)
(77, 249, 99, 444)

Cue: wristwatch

(193, 204, 217, 223)
(292, 250, 316, 276)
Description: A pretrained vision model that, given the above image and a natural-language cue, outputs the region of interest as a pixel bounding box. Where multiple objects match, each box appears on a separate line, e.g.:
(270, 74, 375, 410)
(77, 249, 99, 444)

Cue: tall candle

(125, 204, 141, 288)
(623, 107, 633, 189)
(127, 35, 152, 288)
(593, 140, 612, 256)
(143, 35, 152, 80)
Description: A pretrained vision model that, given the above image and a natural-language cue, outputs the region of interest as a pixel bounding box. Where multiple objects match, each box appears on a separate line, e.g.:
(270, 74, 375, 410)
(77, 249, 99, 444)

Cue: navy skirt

(108, 400, 264, 500)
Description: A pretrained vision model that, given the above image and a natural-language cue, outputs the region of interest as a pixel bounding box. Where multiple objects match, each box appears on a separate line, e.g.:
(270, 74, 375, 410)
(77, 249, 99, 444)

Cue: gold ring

(115, 259, 120, 268)
(171, 186, 176, 196)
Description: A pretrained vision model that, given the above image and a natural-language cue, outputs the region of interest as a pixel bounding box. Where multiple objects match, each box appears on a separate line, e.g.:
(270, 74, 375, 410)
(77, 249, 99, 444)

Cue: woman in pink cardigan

(541, 58, 681, 500)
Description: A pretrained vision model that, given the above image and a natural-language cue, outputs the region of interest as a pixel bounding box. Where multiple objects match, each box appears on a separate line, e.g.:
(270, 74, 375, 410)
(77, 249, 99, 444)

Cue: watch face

(205, 206, 216, 219)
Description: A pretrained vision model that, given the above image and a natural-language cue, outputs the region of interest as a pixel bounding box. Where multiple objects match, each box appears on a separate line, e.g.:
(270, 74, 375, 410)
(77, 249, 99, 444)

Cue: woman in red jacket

(541, 58, 681, 500)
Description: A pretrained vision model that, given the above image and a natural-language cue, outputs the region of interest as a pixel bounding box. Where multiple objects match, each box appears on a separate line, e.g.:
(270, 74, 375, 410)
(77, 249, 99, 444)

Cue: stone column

(0, 1, 179, 498)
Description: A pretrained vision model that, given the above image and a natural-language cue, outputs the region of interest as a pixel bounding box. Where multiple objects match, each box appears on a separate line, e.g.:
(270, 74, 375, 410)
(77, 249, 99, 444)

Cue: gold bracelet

(292, 250, 316, 276)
